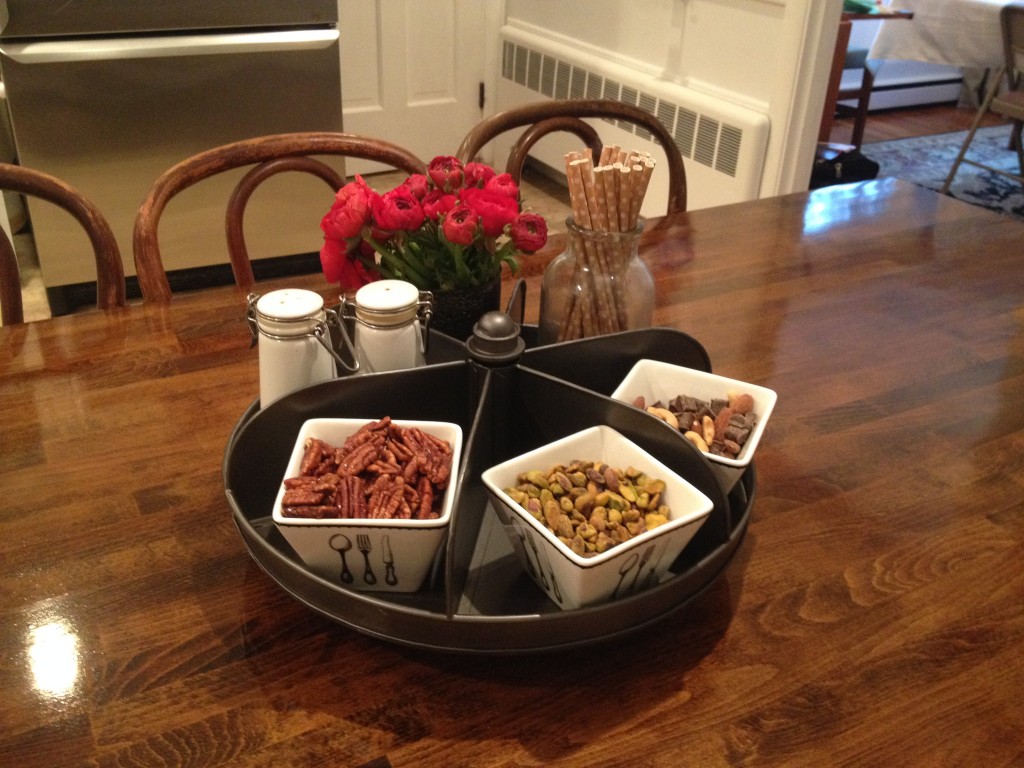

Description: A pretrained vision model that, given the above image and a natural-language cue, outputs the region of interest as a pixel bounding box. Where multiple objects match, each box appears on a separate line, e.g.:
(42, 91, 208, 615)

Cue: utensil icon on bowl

(356, 534, 377, 585)
(535, 541, 562, 603)
(526, 531, 550, 590)
(629, 544, 656, 595)
(329, 534, 354, 584)
(613, 551, 639, 599)
(382, 534, 397, 586)
(509, 517, 537, 578)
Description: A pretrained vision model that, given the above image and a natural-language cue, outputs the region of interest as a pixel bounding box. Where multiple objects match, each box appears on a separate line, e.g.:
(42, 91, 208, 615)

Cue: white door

(339, 0, 487, 175)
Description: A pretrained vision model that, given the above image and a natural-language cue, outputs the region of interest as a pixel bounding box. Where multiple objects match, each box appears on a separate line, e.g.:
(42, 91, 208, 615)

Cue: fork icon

(356, 534, 377, 585)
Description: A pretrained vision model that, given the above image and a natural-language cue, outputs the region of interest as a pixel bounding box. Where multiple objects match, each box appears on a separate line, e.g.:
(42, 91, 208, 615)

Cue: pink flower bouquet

(319, 156, 548, 293)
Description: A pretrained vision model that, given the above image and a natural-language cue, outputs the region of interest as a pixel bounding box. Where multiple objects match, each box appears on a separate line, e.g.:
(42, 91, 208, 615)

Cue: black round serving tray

(223, 326, 754, 653)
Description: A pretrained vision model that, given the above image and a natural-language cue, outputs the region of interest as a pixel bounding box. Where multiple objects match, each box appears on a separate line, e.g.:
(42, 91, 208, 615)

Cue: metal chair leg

(941, 66, 1006, 194)
(1012, 120, 1024, 175)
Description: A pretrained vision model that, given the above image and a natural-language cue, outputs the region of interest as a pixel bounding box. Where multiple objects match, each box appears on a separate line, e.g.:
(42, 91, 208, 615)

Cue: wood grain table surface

(2, 178, 1022, 767)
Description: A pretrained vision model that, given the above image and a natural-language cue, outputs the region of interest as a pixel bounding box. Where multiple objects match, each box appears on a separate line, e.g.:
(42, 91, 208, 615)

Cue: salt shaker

(247, 288, 339, 407)
(341, 279, 432, 374)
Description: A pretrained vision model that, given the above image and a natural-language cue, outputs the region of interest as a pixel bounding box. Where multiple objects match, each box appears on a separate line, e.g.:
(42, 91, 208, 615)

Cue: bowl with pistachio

(481, 425, 714, 610)
(611, 359, 777, 492)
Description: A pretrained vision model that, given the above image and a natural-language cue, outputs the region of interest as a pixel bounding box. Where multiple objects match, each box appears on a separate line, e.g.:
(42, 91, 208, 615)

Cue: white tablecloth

(869, 0, 1010, 70)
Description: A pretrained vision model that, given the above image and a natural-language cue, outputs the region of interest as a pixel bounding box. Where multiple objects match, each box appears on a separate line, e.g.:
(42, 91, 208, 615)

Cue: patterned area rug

(862, 125, 1024, 220)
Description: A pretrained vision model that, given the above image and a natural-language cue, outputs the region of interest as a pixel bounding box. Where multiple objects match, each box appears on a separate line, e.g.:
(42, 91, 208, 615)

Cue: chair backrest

(133, 132, 428, 303)
(456, 98, 687, 214)
(0, 163, 125, 325)
(1003, 3, 1024, 90)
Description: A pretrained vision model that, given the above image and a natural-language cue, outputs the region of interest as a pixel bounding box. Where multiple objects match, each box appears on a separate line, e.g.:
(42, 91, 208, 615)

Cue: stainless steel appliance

(0, 0, 343, 312)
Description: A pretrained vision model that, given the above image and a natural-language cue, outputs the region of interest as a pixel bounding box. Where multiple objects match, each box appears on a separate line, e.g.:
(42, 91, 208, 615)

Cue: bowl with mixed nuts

(611, 359, 777, 492)
(481, 425, 714, 610)
(272, 416, 462, 593)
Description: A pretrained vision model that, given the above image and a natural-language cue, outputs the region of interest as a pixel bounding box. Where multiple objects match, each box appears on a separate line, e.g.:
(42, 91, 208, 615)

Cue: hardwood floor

(828, 102, 1005, 145)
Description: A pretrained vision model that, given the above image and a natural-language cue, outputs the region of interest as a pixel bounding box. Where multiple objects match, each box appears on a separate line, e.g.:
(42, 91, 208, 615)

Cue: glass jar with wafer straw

(538, 146, 656, 345)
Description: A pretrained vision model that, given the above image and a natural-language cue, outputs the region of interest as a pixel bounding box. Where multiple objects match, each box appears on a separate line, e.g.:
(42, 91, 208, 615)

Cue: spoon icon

(612, 552, 639, 599)
(329, 534, 354, 584)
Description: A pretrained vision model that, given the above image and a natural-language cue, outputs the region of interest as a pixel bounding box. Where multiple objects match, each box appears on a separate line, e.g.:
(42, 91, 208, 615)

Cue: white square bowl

(272, 417, 462, 593)
(481, 425, 714, 610)
(611, 359, 777, 492)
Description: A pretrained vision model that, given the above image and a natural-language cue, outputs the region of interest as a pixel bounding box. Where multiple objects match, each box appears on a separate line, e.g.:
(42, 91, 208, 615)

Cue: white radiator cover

(495, 26, 770, 214)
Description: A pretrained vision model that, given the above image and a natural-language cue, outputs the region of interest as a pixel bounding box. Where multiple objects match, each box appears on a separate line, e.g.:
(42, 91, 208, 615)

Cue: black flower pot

(429, 279, 501, 342)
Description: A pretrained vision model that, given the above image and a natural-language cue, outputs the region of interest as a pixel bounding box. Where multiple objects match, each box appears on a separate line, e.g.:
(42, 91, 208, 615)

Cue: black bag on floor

(810, 146, 880, 189)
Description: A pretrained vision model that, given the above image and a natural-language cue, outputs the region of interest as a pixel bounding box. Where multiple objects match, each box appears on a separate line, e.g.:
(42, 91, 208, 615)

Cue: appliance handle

(0, 28, 339, 64)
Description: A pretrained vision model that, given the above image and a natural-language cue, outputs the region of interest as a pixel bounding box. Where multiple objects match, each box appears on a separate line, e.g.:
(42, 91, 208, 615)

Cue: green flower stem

(366, 235, 431, 288)
(404, 241, 431, 277)
(449, 243, 471, 284)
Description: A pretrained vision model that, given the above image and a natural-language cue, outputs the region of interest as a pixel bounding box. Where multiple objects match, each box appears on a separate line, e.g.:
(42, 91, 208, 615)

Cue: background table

(2, 179, 1023, 767)
(869, 0, 1010, 69)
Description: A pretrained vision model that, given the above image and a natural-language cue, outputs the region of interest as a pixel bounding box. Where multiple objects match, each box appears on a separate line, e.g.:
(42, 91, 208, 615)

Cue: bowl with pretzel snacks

(272, 416, 462, 593)
(481, 425, 713, 610)
(611, 359, 777, 492)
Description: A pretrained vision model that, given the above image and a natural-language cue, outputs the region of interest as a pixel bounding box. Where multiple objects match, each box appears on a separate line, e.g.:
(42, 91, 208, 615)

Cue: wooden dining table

(2, 177, 1023, 767)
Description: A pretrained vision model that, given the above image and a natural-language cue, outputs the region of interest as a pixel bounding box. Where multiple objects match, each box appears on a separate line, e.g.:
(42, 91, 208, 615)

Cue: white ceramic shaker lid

(354, 279, 420, 327)
(255, 288, 325, 336)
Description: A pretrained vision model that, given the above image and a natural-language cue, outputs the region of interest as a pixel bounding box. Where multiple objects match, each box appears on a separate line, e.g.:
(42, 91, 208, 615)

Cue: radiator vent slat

(570, 66, 586, 99)
(694, 116, 719, 168)
(716, 124, 743, 177)
(541, 55, 556, 98)
(636, 92, 658, 141)
(674, 108, 698, 159)
(502, 41, 742, 178)
(527, 48, 542, 92)
(554, 61, 571, 100)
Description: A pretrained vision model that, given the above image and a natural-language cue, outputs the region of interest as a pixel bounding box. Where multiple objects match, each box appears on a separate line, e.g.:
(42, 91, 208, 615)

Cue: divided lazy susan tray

(223, 326, 754, 653)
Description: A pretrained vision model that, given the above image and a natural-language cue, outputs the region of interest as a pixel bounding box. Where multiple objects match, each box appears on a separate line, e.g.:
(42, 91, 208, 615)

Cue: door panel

(340, 0, 485, 174)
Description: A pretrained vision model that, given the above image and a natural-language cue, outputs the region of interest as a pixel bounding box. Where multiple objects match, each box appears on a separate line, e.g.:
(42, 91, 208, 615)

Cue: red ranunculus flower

(404, 173, 430, 200)
(509, 212, 548, 253)
(370, 186, 426, 232)
(463, 161, 496, 188)
(442, 205, 479, 246)
(319, 155, 546, 292)
(484, 173, 519, 200)
(427, 155, 464, 192)
(319, 235, 347, 284)
(421, 189, 457, 220)
(320, 177, 371, 239)
(320, 237, 377, 291)
(460, 186, 519, 237)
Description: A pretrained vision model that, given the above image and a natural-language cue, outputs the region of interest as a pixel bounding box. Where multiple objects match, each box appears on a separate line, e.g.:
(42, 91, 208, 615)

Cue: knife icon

(382, 534, 397, 586)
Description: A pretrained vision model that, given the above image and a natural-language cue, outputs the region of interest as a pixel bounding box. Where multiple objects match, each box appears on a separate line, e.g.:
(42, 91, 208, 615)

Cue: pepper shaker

(341, 279, 432, 374)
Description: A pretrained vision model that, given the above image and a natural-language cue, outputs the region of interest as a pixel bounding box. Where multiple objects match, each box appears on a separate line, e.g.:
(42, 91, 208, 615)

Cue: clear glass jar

(538, 217, 654, 345)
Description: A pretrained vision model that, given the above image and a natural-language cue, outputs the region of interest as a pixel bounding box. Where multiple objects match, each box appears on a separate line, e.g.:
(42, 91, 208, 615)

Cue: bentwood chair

(0, 163, 126, 325)
(941, 3, 1024, 194)
(456, 98, 688, 214)
(133, 132, 427, 303)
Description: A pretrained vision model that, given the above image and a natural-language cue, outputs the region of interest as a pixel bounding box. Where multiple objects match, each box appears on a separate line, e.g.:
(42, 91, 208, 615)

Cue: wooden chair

(133, 132, 427, 303)
(456, 98, 688, 213)
(834, 48, 877, 150)
(941, 3, 1024, 194)
(0, 163, 125, 325)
